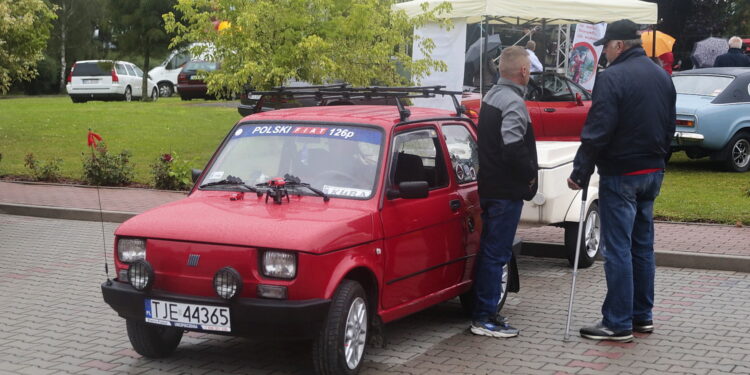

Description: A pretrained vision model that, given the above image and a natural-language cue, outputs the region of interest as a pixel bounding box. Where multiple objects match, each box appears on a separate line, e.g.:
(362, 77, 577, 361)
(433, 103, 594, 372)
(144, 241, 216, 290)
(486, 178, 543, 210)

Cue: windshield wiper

(199, 175, 258, 192)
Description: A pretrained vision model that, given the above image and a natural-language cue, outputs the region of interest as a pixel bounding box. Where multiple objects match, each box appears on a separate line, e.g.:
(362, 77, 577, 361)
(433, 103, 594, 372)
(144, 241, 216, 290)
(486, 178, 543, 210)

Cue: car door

(530, 74, 591, 140)
(440, 122, 481, 285)
(125, 64, 141, 97)
(380, 124, 462, 310)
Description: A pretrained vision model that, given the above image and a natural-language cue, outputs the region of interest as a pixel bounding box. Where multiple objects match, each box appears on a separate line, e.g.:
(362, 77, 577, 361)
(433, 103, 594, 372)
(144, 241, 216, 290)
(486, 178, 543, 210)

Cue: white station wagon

(66, 60, 158, 103)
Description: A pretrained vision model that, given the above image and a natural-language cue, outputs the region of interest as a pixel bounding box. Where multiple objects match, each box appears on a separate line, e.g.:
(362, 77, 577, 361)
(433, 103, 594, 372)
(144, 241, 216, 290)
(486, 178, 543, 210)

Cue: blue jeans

(472, 198, 523, 321)
(598, 172, 664, 331)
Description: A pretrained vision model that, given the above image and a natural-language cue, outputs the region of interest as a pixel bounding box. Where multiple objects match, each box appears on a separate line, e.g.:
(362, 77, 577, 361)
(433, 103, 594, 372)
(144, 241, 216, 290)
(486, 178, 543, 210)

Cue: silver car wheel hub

(732, 139, 749, 168)
(585, 209, 600, 259)
(344, 297, 367, 370)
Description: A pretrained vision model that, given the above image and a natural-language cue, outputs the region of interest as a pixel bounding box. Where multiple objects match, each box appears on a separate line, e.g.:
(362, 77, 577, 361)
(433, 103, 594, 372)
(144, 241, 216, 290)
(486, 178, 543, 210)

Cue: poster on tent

(411, 19, 467, 110)
(567, 23, 606, 91)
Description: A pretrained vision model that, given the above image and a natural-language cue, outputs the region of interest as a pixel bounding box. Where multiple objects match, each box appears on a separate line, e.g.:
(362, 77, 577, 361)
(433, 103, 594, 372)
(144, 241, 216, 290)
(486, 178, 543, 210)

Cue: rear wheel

(565, 201, 600, 268)
(723, 132, 750, 172)
(460, 256, 514, 317)
(123, 86, 132, 102)
(70, 96, 86, 103)
(158, 82, 173, 97)
(125, 319, 182, 358)
(313, 280, 368, 375)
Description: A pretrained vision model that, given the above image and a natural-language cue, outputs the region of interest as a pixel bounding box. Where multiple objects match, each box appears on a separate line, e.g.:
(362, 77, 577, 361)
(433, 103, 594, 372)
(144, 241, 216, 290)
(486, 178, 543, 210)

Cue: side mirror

(387, 181, 429, 199)
(575, 92, 584, 106)
(191, 169, 203, 183)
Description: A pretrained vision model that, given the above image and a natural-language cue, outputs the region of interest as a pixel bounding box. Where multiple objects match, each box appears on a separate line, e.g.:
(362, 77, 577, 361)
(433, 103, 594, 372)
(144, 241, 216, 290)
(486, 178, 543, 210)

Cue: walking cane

(563, 186, 588, 341)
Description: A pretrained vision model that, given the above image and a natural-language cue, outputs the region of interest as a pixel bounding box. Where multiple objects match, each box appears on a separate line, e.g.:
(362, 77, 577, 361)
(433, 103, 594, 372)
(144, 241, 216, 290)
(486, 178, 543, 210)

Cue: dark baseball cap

(593, 19, 640, 46)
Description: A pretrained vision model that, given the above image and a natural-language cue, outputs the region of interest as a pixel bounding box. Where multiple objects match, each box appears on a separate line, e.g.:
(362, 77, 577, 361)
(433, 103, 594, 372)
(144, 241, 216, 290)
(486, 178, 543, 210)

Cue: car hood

(675, 94, 715, 116)
(115, 194, 376, 254)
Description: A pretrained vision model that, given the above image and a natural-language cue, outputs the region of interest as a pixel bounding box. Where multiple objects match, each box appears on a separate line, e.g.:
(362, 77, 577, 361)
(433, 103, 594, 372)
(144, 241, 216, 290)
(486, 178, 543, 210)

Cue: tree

(0, 0, 56, 94)
(109, 0, 177, 99)
(164, 0, 451, 94)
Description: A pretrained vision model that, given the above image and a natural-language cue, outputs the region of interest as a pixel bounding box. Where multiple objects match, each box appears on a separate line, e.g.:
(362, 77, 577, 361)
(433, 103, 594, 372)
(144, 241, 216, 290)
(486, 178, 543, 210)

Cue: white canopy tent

(394, 0, 657, 25)
(394, 0, 658, 108)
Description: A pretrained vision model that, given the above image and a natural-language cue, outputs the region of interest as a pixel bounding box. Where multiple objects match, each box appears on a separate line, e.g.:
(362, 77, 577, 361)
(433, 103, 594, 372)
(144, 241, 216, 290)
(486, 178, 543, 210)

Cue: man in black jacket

(714, 36, 750, 67)
(568, 19, 676, 342)
(472, 46, 538, 338)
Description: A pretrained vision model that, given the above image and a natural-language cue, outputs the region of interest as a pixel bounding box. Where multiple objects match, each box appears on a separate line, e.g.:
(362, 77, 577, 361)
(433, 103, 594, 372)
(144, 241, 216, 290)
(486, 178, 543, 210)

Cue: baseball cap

(594, 19, 640, 46)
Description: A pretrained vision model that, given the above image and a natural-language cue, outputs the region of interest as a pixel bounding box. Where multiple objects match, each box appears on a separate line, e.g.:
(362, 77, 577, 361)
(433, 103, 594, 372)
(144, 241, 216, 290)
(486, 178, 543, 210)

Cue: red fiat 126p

(102, 86, 521, 375)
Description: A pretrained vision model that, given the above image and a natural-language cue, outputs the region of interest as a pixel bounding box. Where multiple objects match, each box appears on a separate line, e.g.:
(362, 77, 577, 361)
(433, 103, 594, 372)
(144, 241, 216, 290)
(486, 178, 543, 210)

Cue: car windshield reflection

(201, 124, 383, 199)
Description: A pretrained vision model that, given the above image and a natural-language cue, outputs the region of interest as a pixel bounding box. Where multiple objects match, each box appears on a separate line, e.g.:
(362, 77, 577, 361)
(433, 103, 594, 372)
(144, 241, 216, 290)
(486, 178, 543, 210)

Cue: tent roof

(394, 0, 658, 25)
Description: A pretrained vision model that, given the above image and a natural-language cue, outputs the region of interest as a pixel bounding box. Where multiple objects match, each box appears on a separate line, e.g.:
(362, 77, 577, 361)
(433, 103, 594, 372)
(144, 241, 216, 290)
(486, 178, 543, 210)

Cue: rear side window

(115, 63, 127, 75)
(72, 62, 112, 76)
(390, 127, 449, 189)
(125, 64, 136, 76)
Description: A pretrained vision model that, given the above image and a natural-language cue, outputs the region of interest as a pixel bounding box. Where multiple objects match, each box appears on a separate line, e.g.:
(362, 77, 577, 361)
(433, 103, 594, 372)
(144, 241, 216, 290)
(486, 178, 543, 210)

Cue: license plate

(249, 94, 261, 100)
(144, 299, 231, 332)
(83, 79, 98, 84)
(190, 75, 203, 80)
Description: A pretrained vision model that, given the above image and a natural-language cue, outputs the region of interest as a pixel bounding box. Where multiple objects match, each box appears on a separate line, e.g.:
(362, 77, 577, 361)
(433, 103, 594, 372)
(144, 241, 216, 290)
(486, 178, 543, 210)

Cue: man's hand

(529, 178, 537, 187)
(567, 177, 581, 190)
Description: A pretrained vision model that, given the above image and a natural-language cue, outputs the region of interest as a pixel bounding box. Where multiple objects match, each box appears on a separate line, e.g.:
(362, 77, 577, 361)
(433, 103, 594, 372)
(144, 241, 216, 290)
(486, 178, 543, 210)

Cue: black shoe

(633, 320, 654, 333)
(580, 322, 633, 342)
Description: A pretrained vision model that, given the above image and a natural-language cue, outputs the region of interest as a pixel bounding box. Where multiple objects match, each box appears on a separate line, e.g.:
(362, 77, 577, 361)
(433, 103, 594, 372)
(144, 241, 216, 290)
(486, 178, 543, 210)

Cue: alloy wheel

(344, 297, 367, 370)
(732, 138, 750, 169)
(584, 209, 600, 259)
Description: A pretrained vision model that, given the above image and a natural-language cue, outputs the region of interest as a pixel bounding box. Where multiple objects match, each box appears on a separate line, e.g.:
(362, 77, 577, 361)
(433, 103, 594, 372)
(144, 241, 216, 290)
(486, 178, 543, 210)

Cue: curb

(2, 203, 748, 274)
(521, 242, 750, 274)
(0, 203, 134, 223)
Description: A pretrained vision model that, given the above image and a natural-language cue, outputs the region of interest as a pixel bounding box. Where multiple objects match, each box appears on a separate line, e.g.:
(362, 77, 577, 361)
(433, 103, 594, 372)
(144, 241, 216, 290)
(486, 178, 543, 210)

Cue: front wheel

(158, 82, 173, 97)
(460, 255, 514, 317)
(151, 88, 159, 102)
(125, 319, 183, 358)
(123, 86, 132, 102)
(723, 132, 750, 172)
(313, 280, 368, 375)
(565, 201, 600, 268)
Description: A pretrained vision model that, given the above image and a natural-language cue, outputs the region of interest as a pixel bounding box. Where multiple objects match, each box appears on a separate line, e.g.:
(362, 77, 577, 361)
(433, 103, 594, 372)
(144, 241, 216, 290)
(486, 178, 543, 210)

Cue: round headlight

(128, 260, 154, 291)
(214, 267, 242, 300)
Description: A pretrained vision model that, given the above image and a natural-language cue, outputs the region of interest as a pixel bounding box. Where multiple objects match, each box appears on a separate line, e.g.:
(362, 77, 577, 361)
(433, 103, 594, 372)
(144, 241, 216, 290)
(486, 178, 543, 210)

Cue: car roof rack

(252, 84, 466, 122)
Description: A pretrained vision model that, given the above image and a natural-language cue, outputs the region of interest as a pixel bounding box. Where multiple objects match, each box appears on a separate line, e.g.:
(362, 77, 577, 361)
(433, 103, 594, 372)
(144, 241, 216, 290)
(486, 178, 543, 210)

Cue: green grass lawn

(0, 95, 238, 183)
(1, 95, 748, 225)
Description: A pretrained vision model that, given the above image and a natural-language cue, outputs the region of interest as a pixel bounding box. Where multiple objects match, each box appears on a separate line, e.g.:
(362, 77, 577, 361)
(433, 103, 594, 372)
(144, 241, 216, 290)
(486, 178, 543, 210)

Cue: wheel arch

(563, 187, 599, 223)
(342, 267, 379, 314)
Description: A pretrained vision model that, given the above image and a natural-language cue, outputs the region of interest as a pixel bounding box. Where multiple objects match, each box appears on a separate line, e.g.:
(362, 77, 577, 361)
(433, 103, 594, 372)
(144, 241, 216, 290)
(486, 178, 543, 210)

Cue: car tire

(151, 88, 159, 102)
(459, 256, 513, 317)
(124, 86, 132, 102)
(313, 280, 368, 375)
(723, 131, 750, 172)
(180, 96, 191, 101)
(70, 96, 86, 103)
(158, 83, 173, 97)
(565, 201, 600, 268)
(125, 319, 183, 358)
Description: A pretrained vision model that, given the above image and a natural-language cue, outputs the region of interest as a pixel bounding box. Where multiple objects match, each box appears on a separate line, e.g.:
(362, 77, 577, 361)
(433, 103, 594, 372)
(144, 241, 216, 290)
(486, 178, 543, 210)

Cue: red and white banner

(568, 23, 606, 91)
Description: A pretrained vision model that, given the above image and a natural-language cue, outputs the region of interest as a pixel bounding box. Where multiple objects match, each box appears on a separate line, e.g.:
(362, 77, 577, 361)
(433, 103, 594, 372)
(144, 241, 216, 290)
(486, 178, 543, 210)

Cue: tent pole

(480, 16, 487, 95)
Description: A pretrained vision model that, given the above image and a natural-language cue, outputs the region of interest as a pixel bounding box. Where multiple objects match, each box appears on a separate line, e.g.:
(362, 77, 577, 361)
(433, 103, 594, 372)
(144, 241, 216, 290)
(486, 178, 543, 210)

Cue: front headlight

(261, 250, 297, 279)
(118, 238, 146, 263)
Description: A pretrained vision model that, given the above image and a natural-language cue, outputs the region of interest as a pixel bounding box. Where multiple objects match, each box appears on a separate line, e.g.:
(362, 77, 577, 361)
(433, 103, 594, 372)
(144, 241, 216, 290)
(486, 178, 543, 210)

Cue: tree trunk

(142, 46, 150, 100)
(58, 2, 68, 93)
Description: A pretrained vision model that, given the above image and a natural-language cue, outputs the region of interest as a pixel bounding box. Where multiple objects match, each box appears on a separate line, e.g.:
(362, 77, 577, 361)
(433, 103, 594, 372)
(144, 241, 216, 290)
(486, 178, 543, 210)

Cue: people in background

(714, 36, 750, 67)
(526, 40, 543, 73)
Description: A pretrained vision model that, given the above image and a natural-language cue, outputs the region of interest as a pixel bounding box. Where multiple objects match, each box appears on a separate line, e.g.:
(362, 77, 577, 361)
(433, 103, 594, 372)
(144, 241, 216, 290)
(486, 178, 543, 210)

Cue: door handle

(544, 108, 556, 112)
(450, 199, 461, 212)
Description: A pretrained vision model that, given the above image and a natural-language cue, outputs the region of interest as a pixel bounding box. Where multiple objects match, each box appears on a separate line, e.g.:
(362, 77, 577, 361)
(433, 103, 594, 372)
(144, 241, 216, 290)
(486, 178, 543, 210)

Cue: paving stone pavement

(2, 214, 750, 374)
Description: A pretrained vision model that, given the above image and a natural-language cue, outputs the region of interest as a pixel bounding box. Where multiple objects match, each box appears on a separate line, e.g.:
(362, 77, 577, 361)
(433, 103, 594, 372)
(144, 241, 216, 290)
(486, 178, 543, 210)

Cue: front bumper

(102, 280, 330, 338)
(673, 131, 704, 146)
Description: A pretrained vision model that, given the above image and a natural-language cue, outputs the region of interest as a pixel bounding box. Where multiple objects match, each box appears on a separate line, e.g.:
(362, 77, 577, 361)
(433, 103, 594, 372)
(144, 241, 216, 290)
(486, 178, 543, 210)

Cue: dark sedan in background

(177, 61, 219, 100)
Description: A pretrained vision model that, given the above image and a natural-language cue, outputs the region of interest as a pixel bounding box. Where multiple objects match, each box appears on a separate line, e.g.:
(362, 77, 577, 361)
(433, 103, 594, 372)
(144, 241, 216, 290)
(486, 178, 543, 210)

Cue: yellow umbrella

(641, 31, 675, 57)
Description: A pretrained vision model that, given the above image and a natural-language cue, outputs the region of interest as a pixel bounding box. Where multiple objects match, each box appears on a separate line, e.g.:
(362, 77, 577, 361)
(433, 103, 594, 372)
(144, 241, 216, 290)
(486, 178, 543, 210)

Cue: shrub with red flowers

(151, 152, 193, 190)
(82, 130, 134, 186)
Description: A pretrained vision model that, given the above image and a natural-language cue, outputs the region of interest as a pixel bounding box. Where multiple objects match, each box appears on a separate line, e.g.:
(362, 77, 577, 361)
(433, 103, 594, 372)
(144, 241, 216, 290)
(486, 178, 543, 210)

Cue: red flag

(87, 130, 102, 147)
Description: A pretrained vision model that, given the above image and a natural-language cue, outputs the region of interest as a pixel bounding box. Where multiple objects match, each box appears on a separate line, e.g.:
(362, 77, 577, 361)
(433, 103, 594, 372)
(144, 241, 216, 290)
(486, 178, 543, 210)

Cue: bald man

(472, 46, 539, 338)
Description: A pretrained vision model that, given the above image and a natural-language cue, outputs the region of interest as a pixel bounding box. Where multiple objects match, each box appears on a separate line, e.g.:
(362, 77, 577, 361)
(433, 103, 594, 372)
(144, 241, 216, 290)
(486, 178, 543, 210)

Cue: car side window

(542, 75, 574, 101)
(568, 80, 591, 100)
(125, 64, 136, 76)
(442, 124, 478, 184)
(168, 52, 190, 70)
(115, 63, 127, 75)
(134, 66, 144, 78)
(390, 127, 449, 190)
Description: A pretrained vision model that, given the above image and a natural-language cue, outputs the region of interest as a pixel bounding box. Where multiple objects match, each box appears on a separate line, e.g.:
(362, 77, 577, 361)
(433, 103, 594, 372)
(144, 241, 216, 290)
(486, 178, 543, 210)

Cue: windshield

(202, 124, 383, 199)
(672, 75, 734, 96)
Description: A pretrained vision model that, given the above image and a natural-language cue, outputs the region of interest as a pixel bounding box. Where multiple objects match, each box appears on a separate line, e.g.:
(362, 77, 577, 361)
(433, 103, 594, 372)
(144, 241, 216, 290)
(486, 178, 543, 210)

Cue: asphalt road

(1, 214, 749, 374)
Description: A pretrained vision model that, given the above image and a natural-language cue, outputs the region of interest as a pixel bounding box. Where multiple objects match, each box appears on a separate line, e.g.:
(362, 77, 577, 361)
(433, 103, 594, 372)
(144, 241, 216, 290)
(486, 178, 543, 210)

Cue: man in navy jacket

(568, 19, 676, 342)
(714, 36, 750, 67)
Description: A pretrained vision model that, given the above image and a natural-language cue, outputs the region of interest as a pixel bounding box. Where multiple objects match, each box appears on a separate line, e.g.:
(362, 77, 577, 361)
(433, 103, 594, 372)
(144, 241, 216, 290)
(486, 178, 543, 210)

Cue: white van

(66, 60, 158, 103)
(149, 43, 213, 97)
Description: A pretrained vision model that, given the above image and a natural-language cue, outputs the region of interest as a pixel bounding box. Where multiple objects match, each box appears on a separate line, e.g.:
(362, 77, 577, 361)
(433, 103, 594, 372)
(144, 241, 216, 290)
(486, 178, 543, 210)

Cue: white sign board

(411, 19, 467, 110)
